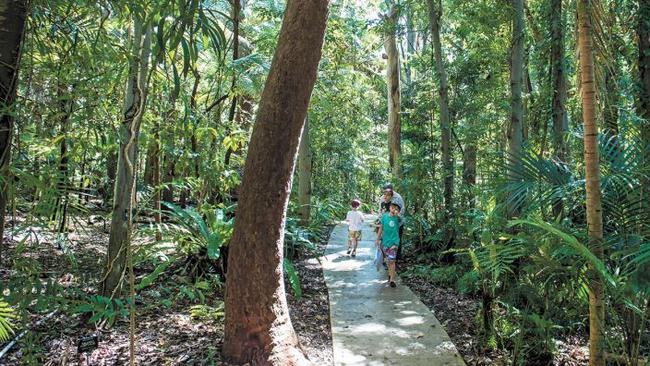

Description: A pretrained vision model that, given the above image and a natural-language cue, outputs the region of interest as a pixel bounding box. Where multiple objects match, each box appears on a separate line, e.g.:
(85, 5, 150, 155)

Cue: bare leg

(388, 261, 396, 282)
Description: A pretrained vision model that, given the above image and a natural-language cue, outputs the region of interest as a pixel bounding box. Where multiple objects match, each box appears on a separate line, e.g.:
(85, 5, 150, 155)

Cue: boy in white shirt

(345, 199, 364, 257)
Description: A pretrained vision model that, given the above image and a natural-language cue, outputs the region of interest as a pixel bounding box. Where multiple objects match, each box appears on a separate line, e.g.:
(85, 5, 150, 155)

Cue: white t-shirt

(346, 210, 364, 231)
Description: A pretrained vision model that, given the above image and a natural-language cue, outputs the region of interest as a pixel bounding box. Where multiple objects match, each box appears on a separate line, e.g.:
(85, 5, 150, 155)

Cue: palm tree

(577, 1, 604, 363)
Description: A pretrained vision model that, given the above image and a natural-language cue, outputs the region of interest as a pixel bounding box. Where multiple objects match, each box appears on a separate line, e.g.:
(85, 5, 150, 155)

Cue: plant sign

(77, 335, 98, 354)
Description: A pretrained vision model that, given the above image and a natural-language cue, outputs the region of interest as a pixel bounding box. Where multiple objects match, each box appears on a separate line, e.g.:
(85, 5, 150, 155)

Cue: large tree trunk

(427, 0, 454, 246)
(298, 117, 312, 226)
(101, 15, 151, 297)
(222, 0, 328, 364)
(508, 0, 525, 218)
(577, 1, 605, 365)
(0, 0, 28, 257)
(384, 6, 401, 181)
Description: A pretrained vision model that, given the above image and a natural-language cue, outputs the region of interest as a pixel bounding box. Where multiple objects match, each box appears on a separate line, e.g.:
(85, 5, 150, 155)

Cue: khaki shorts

(348, 230, 362, 241)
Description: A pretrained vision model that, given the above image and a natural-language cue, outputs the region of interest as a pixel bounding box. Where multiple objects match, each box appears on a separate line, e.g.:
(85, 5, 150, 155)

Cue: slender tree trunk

(603, 69, 620, 136)
(190, 69, 200, 179)
(222, 0, 328, 363)
(550, 0, 569, 218)
(143, 142, 156, 186)
(638, 0, 650, 187)
(298, 117, 312, 226)
(102, 15, 151, 297)
(384, 6, 401, 181)
(577, 1, 605, 365)
(523, 48, 531, 140)
(550, 0, 568, 158)
(427, 0, 454, 246)
(508, 0, 525, 218)
(0, 0, 28, 256)
(223, 0, 241, 167)
(603, 1, 621, 137)
(405, 4, 415, 94)
(463, 144, 477, 210)
(55, 81, 74, 233)
(162, 85, 180, 205)
(152, 119, 161, 241)
(106, 150, 118, 203)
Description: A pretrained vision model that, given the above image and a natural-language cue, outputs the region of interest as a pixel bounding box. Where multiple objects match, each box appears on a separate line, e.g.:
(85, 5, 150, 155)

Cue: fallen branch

(0, 310, 58, 360)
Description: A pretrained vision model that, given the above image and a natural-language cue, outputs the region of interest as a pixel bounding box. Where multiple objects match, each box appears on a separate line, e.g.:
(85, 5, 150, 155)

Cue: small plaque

(77, 335, 98, 353)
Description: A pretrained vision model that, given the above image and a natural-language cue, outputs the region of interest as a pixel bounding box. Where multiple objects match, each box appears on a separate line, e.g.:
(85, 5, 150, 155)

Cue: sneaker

(351, 251, 356, 258)
(390, 281, 396, 288)
(346, 248, 351, 255)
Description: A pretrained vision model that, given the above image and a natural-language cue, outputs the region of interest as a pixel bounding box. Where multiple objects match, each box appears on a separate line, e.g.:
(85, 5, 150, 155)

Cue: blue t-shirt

(380, 213, 400, 249)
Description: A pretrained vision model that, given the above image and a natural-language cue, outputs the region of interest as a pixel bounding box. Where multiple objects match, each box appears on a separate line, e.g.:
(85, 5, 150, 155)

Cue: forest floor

(0, 212, 602, 366)
(0, 214, 333, 365)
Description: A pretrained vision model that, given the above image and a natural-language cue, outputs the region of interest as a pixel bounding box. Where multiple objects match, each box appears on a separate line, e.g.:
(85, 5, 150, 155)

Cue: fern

(283, 258, 302, 299)
(0, 299, 16, 343)
(510, 219, 617, 288)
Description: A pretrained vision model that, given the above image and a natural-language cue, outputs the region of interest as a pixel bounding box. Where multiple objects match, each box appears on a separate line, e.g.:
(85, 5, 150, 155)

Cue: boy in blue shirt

(375, 202, 401, 287)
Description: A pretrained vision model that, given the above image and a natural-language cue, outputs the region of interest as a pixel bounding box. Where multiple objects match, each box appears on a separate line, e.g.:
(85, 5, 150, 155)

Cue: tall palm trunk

(101, 14, 151, 297)
(0, 0, 28, 258)
(222, 0, 329, 363)
(508, 0, 525, 219)
(577, 1, 605, 365)
(427, 0, 454, 246)
(385, 6, 401, 181)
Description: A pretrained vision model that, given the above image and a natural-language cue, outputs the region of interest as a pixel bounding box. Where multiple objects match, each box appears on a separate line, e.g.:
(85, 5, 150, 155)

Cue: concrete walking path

(322, 216, 465, 366)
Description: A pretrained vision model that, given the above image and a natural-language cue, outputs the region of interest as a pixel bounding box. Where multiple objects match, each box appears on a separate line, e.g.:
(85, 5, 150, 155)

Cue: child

(345, 199, 364, 257)
(375, 202, 401, 287)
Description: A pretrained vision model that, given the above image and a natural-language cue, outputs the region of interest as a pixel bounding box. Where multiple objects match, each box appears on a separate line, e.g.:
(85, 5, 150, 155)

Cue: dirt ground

(0, 215, 333, 365)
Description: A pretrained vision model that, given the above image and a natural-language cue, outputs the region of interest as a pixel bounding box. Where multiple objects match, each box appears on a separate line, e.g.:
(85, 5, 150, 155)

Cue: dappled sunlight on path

(322, 215, 465, 366)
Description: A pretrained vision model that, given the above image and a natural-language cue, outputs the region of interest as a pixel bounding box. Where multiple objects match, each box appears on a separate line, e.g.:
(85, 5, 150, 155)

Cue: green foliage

(510, 219, 617, 288)
(73, 295, 131, 326)
(284, 216, 317, 259)
(457, 270, 480, 295)
(162, 202, 233, 260)
(17, 331, 45, 365)
(190, 303, 225, 323)
(176, 279, 220, 304)
(0, 299, 17, 343)
(402, 264, 464, 288)
(283, 258, 302, 300)
(136, 258, 175, 291)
